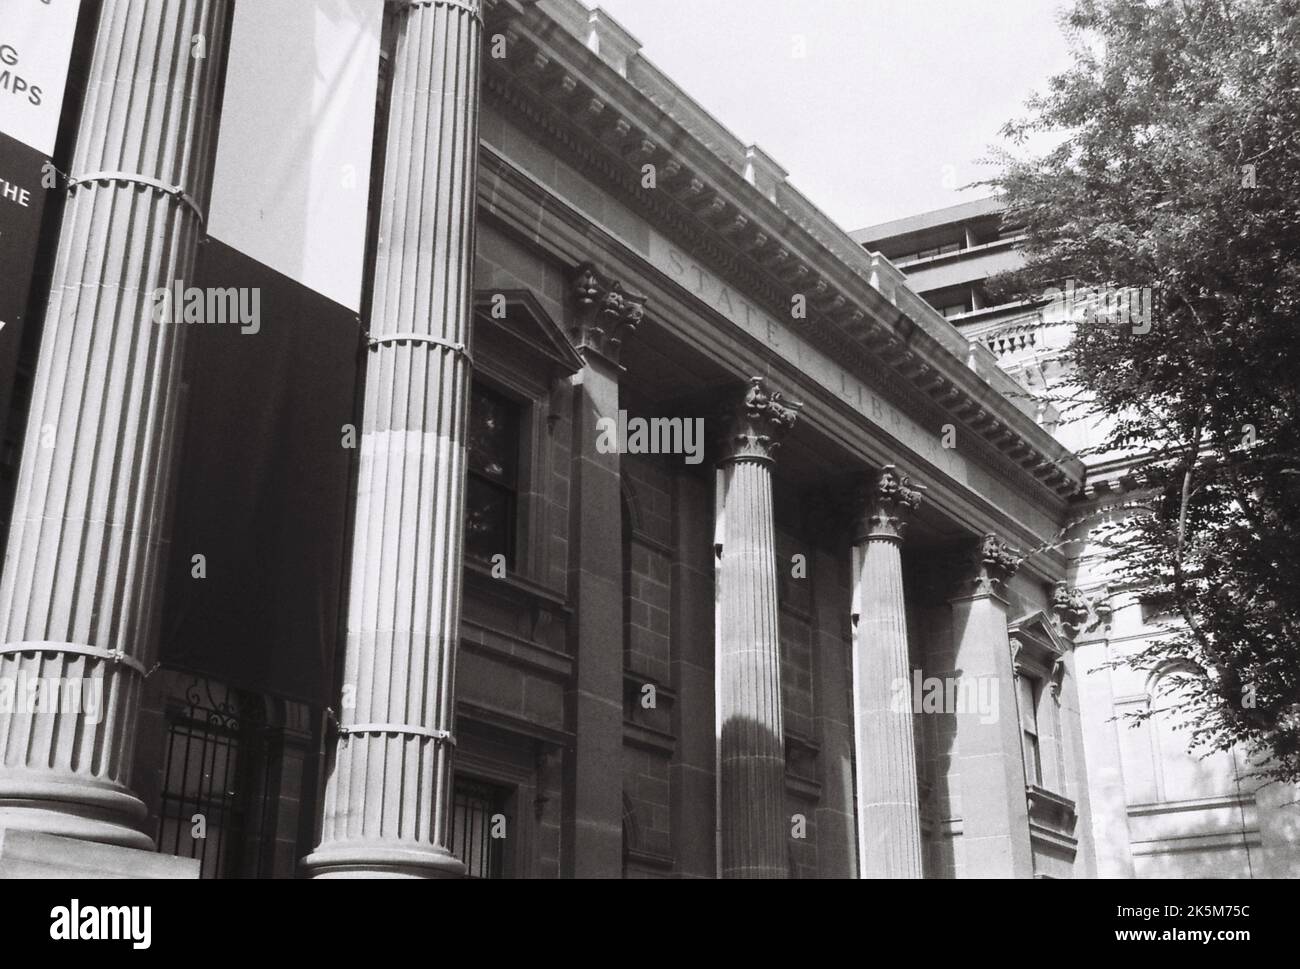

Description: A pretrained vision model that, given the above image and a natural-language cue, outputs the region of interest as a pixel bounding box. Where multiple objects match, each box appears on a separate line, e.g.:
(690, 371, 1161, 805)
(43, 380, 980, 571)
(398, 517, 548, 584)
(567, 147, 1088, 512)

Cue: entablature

(475, 150, 1073, 583)
(482, 1, 1084, 508)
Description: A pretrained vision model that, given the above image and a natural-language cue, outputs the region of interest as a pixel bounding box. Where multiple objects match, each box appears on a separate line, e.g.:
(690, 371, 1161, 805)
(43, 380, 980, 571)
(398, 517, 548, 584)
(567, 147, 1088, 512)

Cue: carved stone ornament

(1050, 656, 1067, 699)
(1089, 586, 1115, 632)
(570, 261, 646, 364)
(960, 533, 1021, 597)
(854, 464, 925, 543)
(1051, 581, 1091, 639)
(719, 376, 801, 463)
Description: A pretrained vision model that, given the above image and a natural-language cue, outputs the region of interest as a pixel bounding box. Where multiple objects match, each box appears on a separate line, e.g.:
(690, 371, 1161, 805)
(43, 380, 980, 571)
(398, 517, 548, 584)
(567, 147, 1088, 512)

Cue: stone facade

(0, 0, 1139, 880)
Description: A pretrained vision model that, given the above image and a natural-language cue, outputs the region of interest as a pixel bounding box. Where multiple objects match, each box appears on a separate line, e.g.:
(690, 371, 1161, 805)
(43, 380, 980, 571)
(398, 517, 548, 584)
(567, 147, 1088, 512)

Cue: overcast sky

(594, 0, 1075, 233)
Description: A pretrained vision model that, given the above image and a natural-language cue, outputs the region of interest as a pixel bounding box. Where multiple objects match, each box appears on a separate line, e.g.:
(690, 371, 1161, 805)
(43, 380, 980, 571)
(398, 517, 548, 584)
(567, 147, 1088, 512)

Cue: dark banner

(159, 237, 362, 705)
(0, 130, 49, 440)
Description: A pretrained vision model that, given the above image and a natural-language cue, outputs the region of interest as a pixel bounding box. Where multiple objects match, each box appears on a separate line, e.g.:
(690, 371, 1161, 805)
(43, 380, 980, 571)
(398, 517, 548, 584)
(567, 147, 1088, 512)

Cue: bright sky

(594, 0, 1075, 233)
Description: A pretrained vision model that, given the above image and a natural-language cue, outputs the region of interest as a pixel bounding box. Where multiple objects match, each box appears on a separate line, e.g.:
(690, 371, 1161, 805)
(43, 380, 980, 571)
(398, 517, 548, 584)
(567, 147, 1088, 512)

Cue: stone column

(947, 535, 1034, 877)
(1072, 594, 1135, 877)
(850, 465, 924, 878)
(0, 0, 230, 852)
(304, 0, 483, 879)
(714, 377, 799, 879)
(562, 263, 643, 878)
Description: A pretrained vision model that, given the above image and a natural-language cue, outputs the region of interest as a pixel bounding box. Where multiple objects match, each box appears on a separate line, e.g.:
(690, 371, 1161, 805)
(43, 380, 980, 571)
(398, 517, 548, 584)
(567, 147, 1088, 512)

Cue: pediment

(474, 289, 585, 377)
(1008, 610, 1070, 657)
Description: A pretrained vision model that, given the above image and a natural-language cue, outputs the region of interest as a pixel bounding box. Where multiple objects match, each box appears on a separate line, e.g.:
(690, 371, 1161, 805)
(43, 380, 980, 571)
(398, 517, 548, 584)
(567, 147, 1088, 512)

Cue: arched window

(1145, 661, 1240, 803)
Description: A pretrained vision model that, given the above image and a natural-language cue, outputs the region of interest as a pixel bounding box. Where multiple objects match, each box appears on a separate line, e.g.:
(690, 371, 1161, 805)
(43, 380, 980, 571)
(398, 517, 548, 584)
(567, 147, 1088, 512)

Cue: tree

(986, 0, 1300, 782)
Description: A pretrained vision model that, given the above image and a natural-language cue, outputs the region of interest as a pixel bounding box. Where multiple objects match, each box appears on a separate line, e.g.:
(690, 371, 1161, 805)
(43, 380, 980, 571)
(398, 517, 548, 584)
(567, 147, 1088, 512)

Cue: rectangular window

(1018, 675, 1043, 785)
(465, 381, 521, 566)
(450, 777, 511, 879)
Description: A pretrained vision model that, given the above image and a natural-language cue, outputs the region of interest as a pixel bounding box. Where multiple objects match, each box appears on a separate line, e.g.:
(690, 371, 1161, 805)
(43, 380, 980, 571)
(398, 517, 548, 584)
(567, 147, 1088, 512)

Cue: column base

(302, 840, 467, 879)
(0, 829, 197, 878)
(0, 769, 153, 850)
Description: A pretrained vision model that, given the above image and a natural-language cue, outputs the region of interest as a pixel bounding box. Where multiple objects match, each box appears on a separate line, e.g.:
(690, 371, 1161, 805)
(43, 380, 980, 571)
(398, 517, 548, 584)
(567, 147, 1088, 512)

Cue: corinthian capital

(1051, 581, 1091, 638)
(854, 464, 925, 543)
(571, 262, 646, 365)
(719, 376, 801, 463)
(956, 533, 1021, 597)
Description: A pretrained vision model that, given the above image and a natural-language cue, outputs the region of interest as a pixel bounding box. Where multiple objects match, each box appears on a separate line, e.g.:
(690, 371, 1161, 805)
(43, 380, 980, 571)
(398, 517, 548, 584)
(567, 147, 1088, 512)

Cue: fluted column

(0, 0, 230, 850)
(947, 534, 1034, 877)
(715, 377, 799, 878)
(851, 465, 925, 878)
(304, 0, 483, 879)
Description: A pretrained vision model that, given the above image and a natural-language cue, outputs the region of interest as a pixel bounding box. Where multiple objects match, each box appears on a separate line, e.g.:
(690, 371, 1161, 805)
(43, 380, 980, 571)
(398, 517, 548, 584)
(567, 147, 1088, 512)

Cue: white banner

(0, 0, 83, 154)
(208, 0, 382, 312)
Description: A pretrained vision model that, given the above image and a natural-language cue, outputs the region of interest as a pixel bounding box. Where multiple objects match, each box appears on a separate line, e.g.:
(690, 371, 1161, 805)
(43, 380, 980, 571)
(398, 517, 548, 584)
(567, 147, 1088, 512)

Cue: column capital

(571, 261, 646, 366)
(952, 533, 1021, 599)
(853, 464, 924, 543)
(396, 0, 484, 19)
(718, 376, 801, 464)
(1051, 581, 1091, 639)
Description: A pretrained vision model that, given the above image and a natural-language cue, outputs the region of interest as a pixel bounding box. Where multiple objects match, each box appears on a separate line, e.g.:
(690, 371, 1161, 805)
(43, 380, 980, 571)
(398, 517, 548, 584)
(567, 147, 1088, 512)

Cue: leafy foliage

(987, 0, 1300, 781)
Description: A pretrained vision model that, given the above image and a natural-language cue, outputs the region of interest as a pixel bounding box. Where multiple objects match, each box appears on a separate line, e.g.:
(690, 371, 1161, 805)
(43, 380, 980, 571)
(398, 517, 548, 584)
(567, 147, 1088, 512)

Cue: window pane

(1017, 675, 1043, 786)
(1024, 731, 1043, 786)
(465, 476, 513, 564)
(465, 382, 520, 565)
(1017, 675, 1039, 736)
(468, 383, 520, 487)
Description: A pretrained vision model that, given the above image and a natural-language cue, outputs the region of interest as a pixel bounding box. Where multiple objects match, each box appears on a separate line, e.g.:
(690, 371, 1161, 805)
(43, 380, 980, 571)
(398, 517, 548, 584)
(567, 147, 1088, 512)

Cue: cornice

(481, 10, 1084, 504)
(473, 150, 1071, 574)
(473, 150, 1076, 568)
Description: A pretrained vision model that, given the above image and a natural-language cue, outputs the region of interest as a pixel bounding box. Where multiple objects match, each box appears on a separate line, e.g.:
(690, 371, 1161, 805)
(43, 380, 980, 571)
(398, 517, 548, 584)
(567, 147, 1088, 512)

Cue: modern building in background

(852, 198, 1028, 327)
(0, 0, 1292, 880)
(856, 202, 1300, 878)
